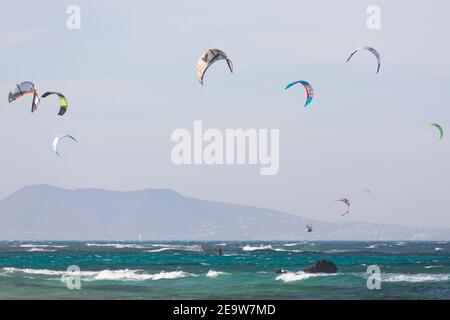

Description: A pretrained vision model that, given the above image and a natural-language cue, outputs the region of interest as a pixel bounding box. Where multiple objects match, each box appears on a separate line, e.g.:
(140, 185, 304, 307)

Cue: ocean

(0, 241, 449, 299)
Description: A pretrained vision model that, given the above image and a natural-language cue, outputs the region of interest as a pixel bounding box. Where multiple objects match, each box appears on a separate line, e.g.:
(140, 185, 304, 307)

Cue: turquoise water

(0, 241, 449, 299)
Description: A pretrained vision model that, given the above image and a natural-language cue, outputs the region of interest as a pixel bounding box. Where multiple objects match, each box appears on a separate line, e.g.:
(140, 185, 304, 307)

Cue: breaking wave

(383, 273, 450, 283)
(85, 243, 146, 249)
(276, 271, 334, 283)
(206, 270, 229, 278)
(242, 245, 273, 251)
(242, 244, 304, 253)
(26, 248, 56, 252)
(85, 243, 205, 252)
(145, 245, 204, 253)
(2, 267, 195, 281)
(18, 244, 67, 249)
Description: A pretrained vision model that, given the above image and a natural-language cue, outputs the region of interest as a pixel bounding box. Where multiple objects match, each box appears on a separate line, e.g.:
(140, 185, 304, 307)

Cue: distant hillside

(0, 185, 449, 241)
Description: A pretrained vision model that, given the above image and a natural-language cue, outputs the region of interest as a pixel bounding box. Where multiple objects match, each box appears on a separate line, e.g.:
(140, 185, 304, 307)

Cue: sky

(0, 1, 449, 228)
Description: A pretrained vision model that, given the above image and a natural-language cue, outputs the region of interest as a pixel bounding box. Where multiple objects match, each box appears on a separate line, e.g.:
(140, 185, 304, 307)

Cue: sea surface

(0, 241, 449, 299)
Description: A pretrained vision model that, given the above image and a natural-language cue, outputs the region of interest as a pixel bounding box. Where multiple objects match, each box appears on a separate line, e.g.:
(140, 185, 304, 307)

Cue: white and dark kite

(335, 198, 351, 216)
(196, 49, 233, 85)
(53, 135, 77, 156)
(347, 47, 381, 74)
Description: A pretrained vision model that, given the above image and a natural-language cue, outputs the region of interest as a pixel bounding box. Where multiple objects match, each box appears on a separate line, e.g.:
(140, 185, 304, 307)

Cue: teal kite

(285, 80, 314, 107)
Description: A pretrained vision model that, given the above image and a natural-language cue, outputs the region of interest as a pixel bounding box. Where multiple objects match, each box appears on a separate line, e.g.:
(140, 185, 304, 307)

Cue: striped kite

(8, 81, 40, 112)
(285, 80, 314, 107)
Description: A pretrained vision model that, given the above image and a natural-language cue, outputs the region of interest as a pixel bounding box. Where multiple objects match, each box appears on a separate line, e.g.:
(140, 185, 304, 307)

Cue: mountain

(0, 185, 448, 241)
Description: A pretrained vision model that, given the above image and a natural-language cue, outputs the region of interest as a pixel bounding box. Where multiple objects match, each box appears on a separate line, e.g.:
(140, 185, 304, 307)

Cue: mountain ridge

(0, 184, 449, 241)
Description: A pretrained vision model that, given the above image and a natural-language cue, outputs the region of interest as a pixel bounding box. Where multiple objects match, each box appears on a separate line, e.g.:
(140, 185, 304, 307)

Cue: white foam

(86, 243, 146, 249)
(3, 268, 71, 276)
(324, 249, 354, 253)
(206, 270, 228, 278)
(147, 244, 205, 251)
(242, 245, 273, 252)
(148, 270, 194, 280)
(26, 248, 56, 252)
(85, 243, 206, 251)
(276, 271, 332, 283)
(90, 269, 193, 281)
(145, 248, 172, 253)
(434, 247, 444, 251)
(383, 273, 450, 283)
(145, 245, 204, 253)
(2, 267, 194, 281)
(19, 244, 66, 248)
(273, 248, 303, 253)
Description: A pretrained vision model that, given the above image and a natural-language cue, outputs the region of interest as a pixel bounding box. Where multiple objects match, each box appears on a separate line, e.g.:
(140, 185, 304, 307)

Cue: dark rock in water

(303, 260, 337, 273)
(275, 269, 288, 274)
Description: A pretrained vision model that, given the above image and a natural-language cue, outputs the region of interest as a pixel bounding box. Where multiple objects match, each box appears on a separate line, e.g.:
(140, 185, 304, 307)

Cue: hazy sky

(1, 1, 449, 227)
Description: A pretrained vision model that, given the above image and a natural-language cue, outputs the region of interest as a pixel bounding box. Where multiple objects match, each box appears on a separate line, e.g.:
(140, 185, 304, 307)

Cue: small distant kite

(285, 80, 314, 107)
(41, 92, 68, 116)
(335, 198, 351, 216)
(196, 49, 233, 85)
(53, 135, 77, 156)
(8, 81, 41, 112)
(347, 47, 381, 73)
(305, 224, 313, 233)
(426, 123, 444, 141)
(362, 189, 372, 195)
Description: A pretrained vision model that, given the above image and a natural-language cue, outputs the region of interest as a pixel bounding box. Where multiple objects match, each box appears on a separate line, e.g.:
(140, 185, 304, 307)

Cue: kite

(335, 198, 351, 216)
(427, 123, 444, 141)
(305, 224, 313, 233)
(8, 81, 40, 112)
(362, 189, 372, 195)
(41, 92, 68, 116)
(196, 49, 233, 85)
(285, 80, 314, 107)
(53, 135, 77, 156)
(347, 47, 381, 73)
